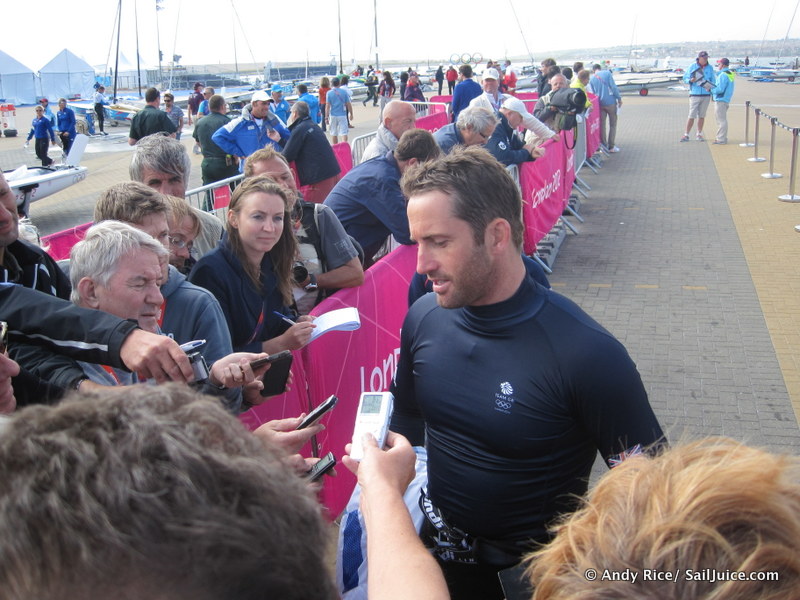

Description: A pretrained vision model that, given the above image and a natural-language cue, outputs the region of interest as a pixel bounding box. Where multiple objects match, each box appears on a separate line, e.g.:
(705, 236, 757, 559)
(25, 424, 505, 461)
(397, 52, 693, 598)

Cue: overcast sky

(5, 0, 800, 71)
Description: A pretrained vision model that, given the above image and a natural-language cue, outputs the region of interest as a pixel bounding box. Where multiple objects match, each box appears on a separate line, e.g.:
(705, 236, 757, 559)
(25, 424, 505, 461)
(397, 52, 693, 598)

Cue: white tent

(38, 49, 96, 102)
(0, 50, 37, 105)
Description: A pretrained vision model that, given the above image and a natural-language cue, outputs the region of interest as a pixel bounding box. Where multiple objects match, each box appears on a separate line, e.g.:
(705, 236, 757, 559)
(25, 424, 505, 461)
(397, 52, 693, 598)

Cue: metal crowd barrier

(741, 102, 800, 202)
(351, 132, 377, 165)
(184, 173, 244, 218)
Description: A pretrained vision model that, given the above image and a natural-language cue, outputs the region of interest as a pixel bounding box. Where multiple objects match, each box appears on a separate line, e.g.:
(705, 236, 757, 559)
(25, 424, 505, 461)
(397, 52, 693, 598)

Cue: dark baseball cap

(719, 57, 730, 66)
(698, 51, 709, 58)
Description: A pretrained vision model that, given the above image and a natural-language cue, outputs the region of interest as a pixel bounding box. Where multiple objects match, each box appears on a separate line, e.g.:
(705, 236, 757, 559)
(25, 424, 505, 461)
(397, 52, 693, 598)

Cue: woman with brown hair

(318, 76, 331, 132)
(189, 176, 315, 353)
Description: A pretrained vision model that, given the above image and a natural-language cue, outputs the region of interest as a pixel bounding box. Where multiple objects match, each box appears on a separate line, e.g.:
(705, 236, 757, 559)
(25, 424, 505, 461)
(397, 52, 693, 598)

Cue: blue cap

(271, 84, 283, 93)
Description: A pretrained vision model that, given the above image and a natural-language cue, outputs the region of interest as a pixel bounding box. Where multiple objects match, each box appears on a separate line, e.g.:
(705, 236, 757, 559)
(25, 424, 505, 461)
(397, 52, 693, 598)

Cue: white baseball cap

(501, 97, 537, 129)
(483, 68, 501, 80)
(251, 90, 271, 103)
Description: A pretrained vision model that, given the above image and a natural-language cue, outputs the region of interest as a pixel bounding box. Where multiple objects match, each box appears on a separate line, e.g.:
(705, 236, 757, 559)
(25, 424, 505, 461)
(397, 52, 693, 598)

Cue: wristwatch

(304, 273, 318, 292)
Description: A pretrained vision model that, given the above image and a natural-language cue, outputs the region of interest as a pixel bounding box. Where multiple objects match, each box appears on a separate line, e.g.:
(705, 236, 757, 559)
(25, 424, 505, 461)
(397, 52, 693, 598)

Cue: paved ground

(552, 79, 800, 454)
(3, 80, 799, 454)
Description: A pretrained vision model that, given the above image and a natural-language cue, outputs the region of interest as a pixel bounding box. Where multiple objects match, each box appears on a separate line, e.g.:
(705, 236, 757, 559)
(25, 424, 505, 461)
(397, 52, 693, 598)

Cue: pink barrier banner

(586, 95, 601, 158)
(415, 112, 449, 133)
(520, 138, 566, 254)
(41, 222, 92, 261)
(427, 95, 452, 112)
(213, 185, 232, 210)
(301, 245, 417, 517)
(332, 142, 353, 175)
(515, 92, 538, 101)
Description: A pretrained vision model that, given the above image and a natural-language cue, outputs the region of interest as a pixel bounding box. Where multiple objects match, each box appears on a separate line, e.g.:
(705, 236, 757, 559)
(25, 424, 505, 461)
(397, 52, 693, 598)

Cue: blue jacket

(714, 68, 735, 103)
(57, 107, 77, 138)
(272, 97, 291, 124)
(212, 103, 290, 170)
(485, 114, 532, 167)
(683, 62, 716, 96)
(433, 123, 465, 154)
(27, 116, 55, 142)
(298, 92, 321, 124)
(188, 237, 291, 354)
(451, 78, 482, 122)
(324, 151, 413, 259)
(587, 70, 621, 107)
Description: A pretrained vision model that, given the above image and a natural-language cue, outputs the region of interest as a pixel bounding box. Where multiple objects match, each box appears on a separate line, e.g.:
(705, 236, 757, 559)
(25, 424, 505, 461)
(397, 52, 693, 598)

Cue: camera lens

(292, 263, 309, 284)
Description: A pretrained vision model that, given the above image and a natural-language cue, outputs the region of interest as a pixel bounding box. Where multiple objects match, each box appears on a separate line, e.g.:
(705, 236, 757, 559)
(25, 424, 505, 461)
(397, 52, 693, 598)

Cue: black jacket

(283, 116, 341, 186)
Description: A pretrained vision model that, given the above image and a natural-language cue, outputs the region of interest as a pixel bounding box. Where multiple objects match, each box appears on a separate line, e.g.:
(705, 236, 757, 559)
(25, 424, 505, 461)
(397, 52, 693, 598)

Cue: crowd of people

(1, 57, 779, 600)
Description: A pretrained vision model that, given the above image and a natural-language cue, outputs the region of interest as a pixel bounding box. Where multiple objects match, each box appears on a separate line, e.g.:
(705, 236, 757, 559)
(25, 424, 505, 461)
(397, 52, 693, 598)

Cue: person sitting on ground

(360, 99, 417, 163)
(282, 101, 341, 204)
(526, 437, 800, 600)
(0, 383, 338, 600)
(130, 134, 223, 258)
(324, 129, 441, 266)
(244, 147, 363, 315)
(433, 106, 499, 154)
(189, 176, 316, 353)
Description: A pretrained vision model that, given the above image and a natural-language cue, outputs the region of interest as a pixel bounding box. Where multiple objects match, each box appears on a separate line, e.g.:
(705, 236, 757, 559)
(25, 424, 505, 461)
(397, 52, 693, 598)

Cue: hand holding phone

(296, 395, 338, 430)
(349, 392, 394, 462)
(306, 452, 337, 483)
(259, 351, 294, 397)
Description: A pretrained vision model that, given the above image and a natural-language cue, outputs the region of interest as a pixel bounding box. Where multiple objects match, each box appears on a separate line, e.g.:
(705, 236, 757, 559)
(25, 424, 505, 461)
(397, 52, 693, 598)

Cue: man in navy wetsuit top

(390, 146, 664, 600)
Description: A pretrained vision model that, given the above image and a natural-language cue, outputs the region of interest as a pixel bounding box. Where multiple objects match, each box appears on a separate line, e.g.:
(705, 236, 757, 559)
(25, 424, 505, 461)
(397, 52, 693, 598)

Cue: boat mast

(373, 0, 379, 70)
(156, 0, 164, 87)
(135, 0, 143, 97)
(113, 0, 122, 102)
(337, 0, 344, 75)
(508, 0, 535, 67)
(777, 0, 800, 66)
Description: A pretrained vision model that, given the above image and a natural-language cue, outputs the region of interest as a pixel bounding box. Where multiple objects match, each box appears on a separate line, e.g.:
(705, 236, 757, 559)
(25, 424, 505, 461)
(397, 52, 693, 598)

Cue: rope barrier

(743, 101, 800, 201)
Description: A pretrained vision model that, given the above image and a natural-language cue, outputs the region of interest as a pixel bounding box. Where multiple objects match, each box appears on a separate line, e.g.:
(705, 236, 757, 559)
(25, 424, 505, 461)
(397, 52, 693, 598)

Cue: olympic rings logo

(449, 53, 484, 66)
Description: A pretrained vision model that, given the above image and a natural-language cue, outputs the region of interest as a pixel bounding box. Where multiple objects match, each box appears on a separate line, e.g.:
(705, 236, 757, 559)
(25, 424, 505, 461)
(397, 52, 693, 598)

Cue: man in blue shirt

(588, 64, 623, 152)
(681, 51, 716, 142)
(271, 84, 291, 124)
(451, 64, 482, 123)
(712, 58, 735, 145)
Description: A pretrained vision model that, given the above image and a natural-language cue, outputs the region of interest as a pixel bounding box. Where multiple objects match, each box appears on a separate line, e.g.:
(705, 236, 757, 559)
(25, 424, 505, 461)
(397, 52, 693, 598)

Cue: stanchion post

(748, 108, 766, 162)
(761, 117, 783, 178)
(779, 128, 800, 202)
(740, 100, 755, 147)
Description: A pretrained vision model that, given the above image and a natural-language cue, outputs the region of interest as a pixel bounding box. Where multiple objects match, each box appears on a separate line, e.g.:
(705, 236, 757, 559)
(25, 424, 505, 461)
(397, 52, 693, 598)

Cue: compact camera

(186, 352, 210, 382)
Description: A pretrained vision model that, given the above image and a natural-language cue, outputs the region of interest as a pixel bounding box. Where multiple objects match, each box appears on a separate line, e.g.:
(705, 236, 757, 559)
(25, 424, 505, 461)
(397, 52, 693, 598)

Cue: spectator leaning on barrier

(681, 51, 716, 142)
(588, 64, 623, 152)
(0, 384, 337, 600)
(533, 73, 570, 129)
(484, 97, 547, 167)
(324, 129, 441, 266)
(130, 134, 223, 259)
(282, 101, 341, 204)
(712, 58, 735, 145)
(212, 90, 291, 170)
(360, 99, 417, 163)
(390, 146, 664, 600)
(433, 106, 499, 155)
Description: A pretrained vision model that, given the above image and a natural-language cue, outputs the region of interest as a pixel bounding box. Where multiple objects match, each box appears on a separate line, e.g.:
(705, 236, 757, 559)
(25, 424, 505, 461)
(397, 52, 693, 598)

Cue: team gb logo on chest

(494, 381, 515, 414)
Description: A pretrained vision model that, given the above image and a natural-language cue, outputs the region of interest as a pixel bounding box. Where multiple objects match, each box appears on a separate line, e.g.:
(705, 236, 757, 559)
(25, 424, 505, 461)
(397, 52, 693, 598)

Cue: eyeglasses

(168, 236, 194, 251)
(0, 321, 8, 354)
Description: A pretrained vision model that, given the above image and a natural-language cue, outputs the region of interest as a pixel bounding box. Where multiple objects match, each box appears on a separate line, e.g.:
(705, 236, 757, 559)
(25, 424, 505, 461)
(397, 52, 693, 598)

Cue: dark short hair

(394, 129, 441, 163)
(459, 64, 473, 78)
(292, 100, 310, 119)
(401, 146, 523, 249)
(145, 87, 160, 103)
(0, 384, 336, 599)
(94, 181, 169, 224)
(332, 77, 340, 87)
(209, 94, 226, 112)
(297, 83, 308, 94)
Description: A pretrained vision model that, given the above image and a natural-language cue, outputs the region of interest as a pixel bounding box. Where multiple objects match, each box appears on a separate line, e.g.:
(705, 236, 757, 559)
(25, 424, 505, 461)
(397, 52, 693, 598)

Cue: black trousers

(94, 103, 105, 132)
(35, 137, 53, 166)
(58, 132, 73, 154)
